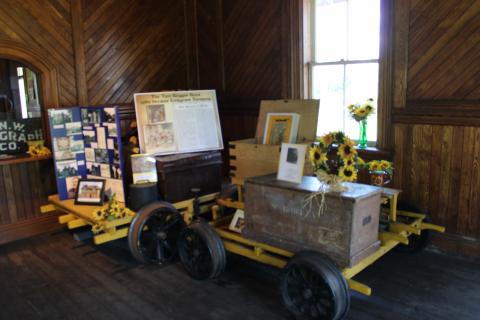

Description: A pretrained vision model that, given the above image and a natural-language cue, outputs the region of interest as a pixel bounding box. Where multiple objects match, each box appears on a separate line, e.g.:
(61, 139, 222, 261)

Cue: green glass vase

(358, 119, 367, 149)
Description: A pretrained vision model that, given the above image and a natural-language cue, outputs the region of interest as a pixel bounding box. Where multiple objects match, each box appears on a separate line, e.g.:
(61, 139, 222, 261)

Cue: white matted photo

(84, 148, 95, 162)
(65, 122, 82, 136)
(100, 163, 111, 178)
(228, 209, 245, 233)
(277, 143, 307, 184)
(96, 127, 107, 148)
(66, 176, 81, 199)
(107, 123, 117, 137)
(54, 136, 70, 151)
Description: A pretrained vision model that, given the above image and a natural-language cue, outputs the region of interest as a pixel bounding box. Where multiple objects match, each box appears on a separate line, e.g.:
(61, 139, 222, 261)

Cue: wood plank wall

(392, 0, 480, 256)
(0, 0, 477, 257)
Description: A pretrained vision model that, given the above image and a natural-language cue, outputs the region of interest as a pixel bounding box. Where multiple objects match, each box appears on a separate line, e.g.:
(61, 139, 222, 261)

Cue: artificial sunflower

(347, 99, 375, 122)
(309, 145, 327, 165)
(320, 133, 333, 146)
(380, 160, 391, 170)
(338, 143, 356, 160)
(339, 165, 357, 182)
(369, 161, 380, 171)
(309, 131, 360, 184)
(92, 224, 104, 234)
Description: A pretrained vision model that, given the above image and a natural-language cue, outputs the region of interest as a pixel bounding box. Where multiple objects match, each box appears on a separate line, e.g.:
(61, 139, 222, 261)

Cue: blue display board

(48, 107, 125, 202)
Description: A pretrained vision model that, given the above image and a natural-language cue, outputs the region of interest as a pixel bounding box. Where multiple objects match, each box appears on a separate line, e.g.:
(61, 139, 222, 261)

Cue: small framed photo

(75, 179, 105, 206)
(277, 143, 307, 184)
(228, 209, 245, 233)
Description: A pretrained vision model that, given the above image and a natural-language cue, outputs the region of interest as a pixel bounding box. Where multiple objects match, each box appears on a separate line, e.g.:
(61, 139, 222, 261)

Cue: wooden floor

(0, 230, 479, 320)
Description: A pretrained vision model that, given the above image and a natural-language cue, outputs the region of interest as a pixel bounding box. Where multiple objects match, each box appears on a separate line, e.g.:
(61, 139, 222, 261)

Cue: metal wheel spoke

(162, 215, 180, 230)
(156, 239, 165, 262)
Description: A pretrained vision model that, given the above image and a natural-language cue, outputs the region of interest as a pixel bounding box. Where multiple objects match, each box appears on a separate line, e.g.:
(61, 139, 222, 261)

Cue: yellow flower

(309, 146, 327, 166)
(320, 134, 333, 146)
(380, 160, 391, 170)
(129, 136, 138, 145)
(369, 161, 380, 171)
(344, 158, 354, 167)
(338, 143, 356, 159)
(92, 224, 103, 234)
(357, 157, 365, 166)
(355, 108, 367, 116)
(339, 166, 357, 182)
(93, 209, 104, 221)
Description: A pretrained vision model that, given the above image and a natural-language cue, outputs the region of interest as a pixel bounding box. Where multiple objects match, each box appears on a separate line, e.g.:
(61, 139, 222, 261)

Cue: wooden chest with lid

(243, 174, 382, 268)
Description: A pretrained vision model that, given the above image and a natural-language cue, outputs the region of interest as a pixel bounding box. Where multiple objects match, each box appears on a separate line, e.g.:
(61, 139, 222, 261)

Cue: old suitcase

(229, 100, 319, 185)
(156, 151, 222, 203)
(243, 174, 382, 268)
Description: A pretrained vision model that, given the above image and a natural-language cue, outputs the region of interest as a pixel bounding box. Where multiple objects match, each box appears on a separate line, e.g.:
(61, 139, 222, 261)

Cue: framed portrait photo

(75, 179, 105, 206)
(277, 143, 307, 184)
(228, 209, 245, 233)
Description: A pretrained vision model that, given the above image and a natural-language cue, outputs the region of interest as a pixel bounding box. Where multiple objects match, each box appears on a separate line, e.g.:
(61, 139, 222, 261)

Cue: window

(310, 0, 381, 143)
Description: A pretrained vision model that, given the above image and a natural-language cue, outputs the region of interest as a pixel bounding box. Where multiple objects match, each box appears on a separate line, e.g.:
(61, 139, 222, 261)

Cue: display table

(47, 194, 135, 244)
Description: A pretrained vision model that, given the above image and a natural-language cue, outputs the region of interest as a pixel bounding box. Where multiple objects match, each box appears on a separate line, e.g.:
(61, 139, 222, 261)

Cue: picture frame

(228, 209, 245, 233)
(75, 179, 105, 206)
(277, 143, 307, 184)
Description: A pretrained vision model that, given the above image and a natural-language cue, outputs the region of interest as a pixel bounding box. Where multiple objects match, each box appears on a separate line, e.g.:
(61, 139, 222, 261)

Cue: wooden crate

(243, 174, 382, 268)
(229, 99, 319, 184)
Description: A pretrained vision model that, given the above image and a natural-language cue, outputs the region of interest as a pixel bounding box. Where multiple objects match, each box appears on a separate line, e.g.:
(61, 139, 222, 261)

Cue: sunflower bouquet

(309, 131, 361, 184)
(347, 98, 375, 122)
(367, 160, 394, 176)
(91, 194, 129, 234)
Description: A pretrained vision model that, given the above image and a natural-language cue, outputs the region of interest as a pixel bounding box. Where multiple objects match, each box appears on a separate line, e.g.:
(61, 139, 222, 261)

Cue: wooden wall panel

(0, 161, 56, 223)
(407, 0, 480, 100)
(0, 0, 76, 106)
(82, 0, 188, 105)
(392, 0, 480, 256)
(393, 124, 480, 253)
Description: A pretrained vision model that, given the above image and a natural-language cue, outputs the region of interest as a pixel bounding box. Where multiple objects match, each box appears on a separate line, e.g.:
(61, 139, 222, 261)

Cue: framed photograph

(228, 209, 245, 233)
(75, 179, 105, 205)
(277, 143, 307, 184)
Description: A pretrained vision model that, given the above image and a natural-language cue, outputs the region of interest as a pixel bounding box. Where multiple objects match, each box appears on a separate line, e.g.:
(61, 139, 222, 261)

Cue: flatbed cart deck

(43, 182, 445, 319)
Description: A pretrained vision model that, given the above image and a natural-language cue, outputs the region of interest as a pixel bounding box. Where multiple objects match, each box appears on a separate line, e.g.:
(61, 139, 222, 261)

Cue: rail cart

(45, 173, 445, 320)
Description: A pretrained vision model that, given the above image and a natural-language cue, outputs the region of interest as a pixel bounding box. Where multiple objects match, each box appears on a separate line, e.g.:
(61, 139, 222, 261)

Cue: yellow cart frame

(44, 182, 445, 297)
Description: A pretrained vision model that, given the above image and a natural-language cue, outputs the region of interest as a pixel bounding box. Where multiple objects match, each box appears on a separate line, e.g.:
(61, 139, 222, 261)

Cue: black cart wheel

(281, 252, 350, 320)
(128, 202, 184, 265)
(394, 202, 432, 253)
(178, 221, 226, 280)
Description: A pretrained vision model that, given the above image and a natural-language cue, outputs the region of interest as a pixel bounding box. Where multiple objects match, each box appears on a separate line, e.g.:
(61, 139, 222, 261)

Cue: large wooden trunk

(156, 151, 222, 203)
(244, 174, 382, 268)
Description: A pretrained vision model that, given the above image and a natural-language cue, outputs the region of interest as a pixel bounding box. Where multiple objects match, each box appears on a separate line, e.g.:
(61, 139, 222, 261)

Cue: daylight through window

(310, 0, 380, 143)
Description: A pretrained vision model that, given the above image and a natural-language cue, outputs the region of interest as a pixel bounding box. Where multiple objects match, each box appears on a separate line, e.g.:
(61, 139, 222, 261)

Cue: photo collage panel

(48, 107, 125, 202)
(81, 107, 125, 203)
(48, 108, 87, 200)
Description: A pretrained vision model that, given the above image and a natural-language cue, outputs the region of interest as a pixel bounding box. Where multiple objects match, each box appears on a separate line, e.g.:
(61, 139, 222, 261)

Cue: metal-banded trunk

(244, 174, 382, 268)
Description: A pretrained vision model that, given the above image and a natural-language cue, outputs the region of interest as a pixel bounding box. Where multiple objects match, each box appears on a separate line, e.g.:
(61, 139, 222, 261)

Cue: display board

(48, 107, 125, 202)
(133, 90, 223, 155)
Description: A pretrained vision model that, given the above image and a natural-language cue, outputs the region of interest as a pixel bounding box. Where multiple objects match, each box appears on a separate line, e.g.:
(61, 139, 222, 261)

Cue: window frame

(305, 0, 393, 150)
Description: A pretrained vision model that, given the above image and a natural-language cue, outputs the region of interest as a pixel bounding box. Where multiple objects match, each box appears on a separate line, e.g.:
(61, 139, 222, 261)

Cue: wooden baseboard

(430, 232, 480, 260)
(0, 212, 63, 246)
